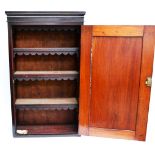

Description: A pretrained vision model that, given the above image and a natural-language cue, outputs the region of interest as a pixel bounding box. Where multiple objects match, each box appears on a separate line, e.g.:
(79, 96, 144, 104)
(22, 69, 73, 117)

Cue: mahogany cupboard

(6, 12, 154, 141)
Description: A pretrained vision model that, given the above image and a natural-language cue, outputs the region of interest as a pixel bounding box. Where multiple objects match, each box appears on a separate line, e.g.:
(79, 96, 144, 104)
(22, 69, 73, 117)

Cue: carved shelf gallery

(15, 98, 78, 110)
(13, 47, 79, 56)
(14, 71, 79, 81)
(13, 26, 80, 32)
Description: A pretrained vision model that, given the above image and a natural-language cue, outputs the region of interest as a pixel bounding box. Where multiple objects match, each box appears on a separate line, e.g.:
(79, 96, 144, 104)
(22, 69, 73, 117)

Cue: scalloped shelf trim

(13, 48, 79, 56)
(14, 27, 80, 32)
(16, 106, 77, 110)
(14, 77, 78, 81)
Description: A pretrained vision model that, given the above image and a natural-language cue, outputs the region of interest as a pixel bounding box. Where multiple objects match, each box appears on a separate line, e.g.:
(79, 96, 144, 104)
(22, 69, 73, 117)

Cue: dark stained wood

(6, 11, 85, 16)
(14, 71, 79, 81)
(16, 104, 78, 111)
(13, 27, 80, 48)
(135, 26, 155, 141)
(16, 109, 78, 125)
(79, 26, 92, 135)
(6, 11, 84, 136)
(15, 55, 78, 71)
(8, 24, 17, 135)
(90, 36, 142, 130)
(5, 11, 85, 25)
(14, 47, 79, 56)
(15, 80, 78, 98)
(16, 125, 78, 135)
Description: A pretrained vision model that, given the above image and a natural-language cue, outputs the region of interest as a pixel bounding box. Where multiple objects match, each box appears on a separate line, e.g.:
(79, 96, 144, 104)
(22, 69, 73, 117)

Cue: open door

(79, 26, 155, 141)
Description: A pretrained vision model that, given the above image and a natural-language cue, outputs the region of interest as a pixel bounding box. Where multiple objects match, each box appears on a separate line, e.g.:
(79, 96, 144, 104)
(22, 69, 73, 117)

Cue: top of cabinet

(5, 11, 86, 25)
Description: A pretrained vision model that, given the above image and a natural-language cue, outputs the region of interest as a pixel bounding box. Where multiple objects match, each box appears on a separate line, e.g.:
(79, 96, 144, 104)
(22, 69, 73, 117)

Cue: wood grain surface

(90, 36, 142, 130)
(89, 127, 135, 140)
(15, 98, 78, 105)
(93, 26, 144, 36)
(79, 26, 92, 135)
(15, 55, 78, 71)
(15, 80, 78, 98)
(135, 26, 155, 141)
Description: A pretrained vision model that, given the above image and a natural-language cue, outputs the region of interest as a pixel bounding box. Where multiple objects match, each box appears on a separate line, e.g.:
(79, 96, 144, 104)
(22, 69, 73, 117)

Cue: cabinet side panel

(135, 26, 155, 141)
(79, 26, 92, 135)
(8, 24, 16, 135)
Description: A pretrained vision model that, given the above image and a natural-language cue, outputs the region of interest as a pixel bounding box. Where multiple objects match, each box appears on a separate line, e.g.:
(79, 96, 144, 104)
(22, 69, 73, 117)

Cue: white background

(0, 0, 155, 155)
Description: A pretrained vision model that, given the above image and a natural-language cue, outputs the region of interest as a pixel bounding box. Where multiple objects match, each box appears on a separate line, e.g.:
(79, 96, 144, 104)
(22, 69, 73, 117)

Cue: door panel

(79, 25, 155, 140)
(90, 37, 142, 130)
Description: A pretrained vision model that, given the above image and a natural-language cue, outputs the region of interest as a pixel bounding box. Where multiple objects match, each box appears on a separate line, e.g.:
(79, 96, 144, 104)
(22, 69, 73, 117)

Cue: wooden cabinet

(6, 11, 85, 136)
(6, 12, 154, 141)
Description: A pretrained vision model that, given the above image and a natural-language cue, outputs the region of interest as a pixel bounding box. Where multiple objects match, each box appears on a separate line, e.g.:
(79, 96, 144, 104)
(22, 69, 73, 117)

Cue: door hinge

(145, 77, 152, 87)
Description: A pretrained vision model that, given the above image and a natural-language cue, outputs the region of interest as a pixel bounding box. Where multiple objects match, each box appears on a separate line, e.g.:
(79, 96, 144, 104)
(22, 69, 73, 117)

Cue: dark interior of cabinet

(13, 26, 80, 48)
(15, 55, 78, 71)
(13, 25, 80, 135)
(15, 80, 78, 98)
(17, 109, 78, 125)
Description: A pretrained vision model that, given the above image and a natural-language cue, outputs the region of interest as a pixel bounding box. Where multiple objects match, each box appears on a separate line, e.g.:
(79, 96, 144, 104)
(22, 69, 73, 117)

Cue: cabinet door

(79, 26, 155, 141)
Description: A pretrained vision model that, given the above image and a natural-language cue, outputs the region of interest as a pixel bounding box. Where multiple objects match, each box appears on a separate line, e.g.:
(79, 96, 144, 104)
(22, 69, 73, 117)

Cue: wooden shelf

(13, 26, 80, 32)
(16, 98, 78, 105)
(16, 124, 78, 135)
(14, 71, 79, 81)
(15, 98, 78, 110)
(14, 47, 79, 56)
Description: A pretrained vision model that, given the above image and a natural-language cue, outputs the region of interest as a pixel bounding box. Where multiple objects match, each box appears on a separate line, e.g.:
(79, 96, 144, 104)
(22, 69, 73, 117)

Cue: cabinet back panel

(15, 55, 78, 71)
(17, 109, 77, 125)
(90, 37, 142, 131)
(15, 80, 78, 98)
(13, 29, 80, 48)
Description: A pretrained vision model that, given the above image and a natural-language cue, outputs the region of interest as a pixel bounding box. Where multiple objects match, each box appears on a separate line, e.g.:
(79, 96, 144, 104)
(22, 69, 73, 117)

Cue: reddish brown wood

(15, 80, 78, 98)
(16, 125, 78, 135)
(79, 26, 154, 140)
(135, 26, 155, 141)
(89, 127, 135, 140)
(93, 26, 144, 36)
(90, 37, 142, 130)
(79, 26, 92, 135)
(7, 17, 155, 139)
